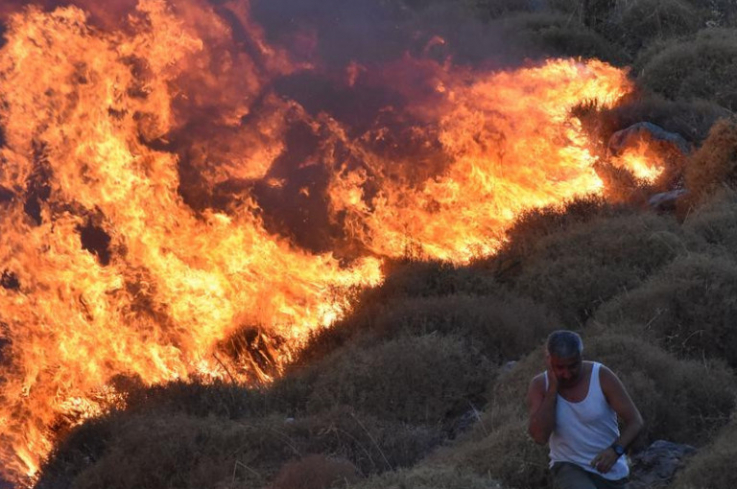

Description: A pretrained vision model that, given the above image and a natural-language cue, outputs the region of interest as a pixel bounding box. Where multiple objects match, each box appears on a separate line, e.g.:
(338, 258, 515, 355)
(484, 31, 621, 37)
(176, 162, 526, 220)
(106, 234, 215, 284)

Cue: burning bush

(595, 253, 737, 368)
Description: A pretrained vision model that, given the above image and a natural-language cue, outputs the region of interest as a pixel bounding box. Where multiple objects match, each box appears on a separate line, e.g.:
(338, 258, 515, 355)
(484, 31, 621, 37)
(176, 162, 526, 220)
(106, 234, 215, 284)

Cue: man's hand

(545, 355, 559, 394)
(590, 447, 619, 474)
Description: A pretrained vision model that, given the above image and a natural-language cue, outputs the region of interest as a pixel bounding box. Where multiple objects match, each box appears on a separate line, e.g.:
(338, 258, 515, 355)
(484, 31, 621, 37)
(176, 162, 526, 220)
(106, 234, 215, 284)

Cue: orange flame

(610, 140, 668, 183)
(0, 0, 638, 482)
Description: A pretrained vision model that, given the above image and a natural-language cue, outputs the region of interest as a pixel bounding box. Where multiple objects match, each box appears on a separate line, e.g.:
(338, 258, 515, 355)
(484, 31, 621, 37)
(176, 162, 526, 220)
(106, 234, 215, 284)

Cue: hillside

(5, 0, 737, 488)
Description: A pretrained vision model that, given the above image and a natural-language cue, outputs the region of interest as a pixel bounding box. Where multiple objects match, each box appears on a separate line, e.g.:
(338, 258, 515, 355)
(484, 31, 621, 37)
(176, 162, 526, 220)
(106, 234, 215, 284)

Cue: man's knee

(551, 462, 597, 489)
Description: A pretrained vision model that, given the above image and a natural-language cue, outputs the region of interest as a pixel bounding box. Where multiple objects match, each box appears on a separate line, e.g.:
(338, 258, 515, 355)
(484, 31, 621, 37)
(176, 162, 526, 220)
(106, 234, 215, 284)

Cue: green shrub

(595, 253, 737, 368)
(638, 29, 737, 111)
(672, 416, 737, 489)
(512, 212, 685, 324)
(349, 465, 503, 489)
(305, 334, 493, 425)
(684, 118, 737, 204)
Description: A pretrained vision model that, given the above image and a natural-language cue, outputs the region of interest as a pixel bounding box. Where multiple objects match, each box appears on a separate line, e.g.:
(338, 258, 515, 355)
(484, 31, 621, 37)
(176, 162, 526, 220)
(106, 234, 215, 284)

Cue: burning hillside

(0, 0, 667, 483)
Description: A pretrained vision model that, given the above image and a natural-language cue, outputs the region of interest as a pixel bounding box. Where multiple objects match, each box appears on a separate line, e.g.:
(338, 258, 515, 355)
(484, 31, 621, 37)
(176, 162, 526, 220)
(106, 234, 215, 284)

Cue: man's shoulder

(529, 372, 546, 389)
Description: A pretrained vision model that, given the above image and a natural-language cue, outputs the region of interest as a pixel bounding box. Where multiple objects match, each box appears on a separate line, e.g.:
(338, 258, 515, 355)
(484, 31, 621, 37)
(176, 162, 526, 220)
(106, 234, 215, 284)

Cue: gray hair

(546, 330, 583, 358)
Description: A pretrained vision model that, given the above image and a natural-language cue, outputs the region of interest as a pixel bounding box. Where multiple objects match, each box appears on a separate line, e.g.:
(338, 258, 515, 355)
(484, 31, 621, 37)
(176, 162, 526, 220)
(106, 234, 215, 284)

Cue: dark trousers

(552, 462, 628, 489)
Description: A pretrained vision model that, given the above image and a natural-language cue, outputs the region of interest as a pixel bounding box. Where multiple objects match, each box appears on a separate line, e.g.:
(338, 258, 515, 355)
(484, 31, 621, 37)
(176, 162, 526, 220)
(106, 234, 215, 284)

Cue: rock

(648, 189, 688, 211)
(609, 122, 691, 157)
(628, 440, 696, 489)
(501, 361, 518, 374)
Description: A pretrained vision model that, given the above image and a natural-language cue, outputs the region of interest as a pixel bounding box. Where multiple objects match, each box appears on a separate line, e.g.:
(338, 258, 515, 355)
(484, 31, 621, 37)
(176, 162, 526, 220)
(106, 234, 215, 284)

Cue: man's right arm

(527, 373, 557, 445)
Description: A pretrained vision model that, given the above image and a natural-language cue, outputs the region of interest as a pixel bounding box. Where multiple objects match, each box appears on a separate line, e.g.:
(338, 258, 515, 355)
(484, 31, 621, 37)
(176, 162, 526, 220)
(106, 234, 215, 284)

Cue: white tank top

(544, 362, 629, 480)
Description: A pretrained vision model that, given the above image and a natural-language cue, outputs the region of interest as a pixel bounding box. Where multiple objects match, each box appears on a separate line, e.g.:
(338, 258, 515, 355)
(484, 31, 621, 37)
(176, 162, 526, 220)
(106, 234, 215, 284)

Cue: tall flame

(0, 0, 647, 482)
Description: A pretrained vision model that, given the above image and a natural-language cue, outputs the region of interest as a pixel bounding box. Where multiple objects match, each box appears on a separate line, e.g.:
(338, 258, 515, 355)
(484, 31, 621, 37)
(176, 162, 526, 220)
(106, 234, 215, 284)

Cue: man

(527, 331, 644, 489)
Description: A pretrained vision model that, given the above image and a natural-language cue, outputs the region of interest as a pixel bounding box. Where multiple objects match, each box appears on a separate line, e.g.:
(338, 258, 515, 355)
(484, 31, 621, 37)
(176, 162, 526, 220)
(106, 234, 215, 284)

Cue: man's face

(549, 353, 583, 387)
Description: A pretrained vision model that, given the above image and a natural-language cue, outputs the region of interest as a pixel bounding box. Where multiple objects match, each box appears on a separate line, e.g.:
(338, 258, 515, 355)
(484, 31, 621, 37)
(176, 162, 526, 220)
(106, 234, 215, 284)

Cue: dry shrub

(441, 417, 549, 489)
(672, 416, 737, 489)
(605, 0, 700, 52)
(498, 194, 632, 261)
(592, 95, 728, 144)
(638, 29, 737, 111)
(374, 260, 502, 300)
(38, 413, 282, 489)
(305, 334, 493, 425)
(513, 212, 685, 324)
(272, 454, 359, 489)
(683, 188, 737, 256)
(584, 334, 735, 445)
(37, 407, 442, 489)
(286, 407, 444, 475)
(499, 13, 625, 63)
(287, 261, 505, 368)
(684, 118, 737, 204)
(308, 293, 558, 364)
(119, 378, 268, 419)
(595, 253, 737, 367)
(349, 464, 504, 489)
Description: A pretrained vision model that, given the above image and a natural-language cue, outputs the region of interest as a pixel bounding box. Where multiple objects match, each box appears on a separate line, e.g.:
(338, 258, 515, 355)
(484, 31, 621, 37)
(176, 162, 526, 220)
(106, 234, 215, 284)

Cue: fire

(0, 0, 647, 483)
(610, 140, 668, 183)
(329, 58, 632, 262)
